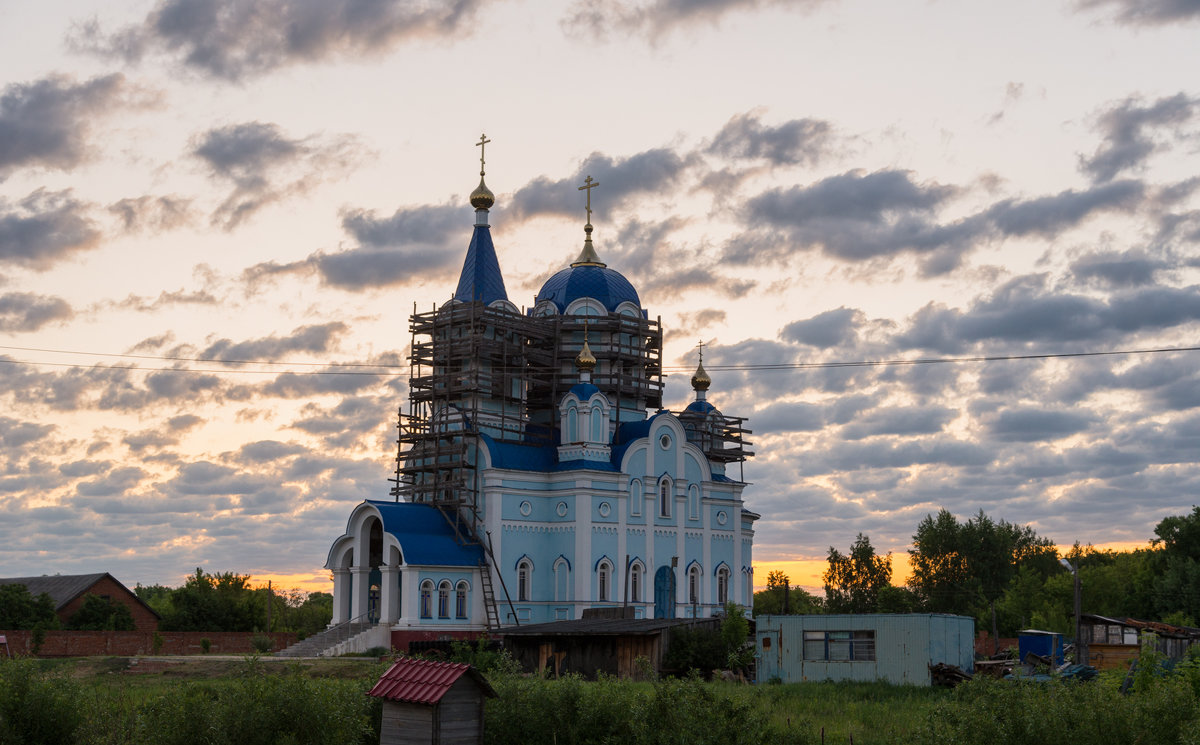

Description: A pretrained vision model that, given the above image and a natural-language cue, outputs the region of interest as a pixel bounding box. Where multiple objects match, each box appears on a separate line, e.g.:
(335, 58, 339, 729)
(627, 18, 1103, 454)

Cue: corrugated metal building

(756, 614, 974, 686)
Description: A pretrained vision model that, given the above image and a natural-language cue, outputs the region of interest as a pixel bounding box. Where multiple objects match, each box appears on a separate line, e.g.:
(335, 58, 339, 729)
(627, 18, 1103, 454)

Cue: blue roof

(685, 399, 717, 414)
(366, 501, 483, 567)
(479, 434, 558, 471)
(569, 382, 601, 400)
(535, 264, 640, 313)
(453, 224, 508, 305)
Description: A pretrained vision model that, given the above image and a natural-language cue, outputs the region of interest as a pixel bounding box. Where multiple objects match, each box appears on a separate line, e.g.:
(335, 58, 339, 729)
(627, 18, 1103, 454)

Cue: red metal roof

(367, 658, 495, 705)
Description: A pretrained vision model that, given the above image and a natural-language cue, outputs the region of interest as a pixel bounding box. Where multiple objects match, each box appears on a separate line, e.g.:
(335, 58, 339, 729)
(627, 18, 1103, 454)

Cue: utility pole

(1059, 558, 1082, 664)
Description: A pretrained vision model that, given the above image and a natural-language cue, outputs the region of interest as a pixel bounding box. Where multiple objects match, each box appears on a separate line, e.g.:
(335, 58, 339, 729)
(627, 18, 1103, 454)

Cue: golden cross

(697, 339, 704, 362)
(476, 133, 491, 175)
(578, 175, 599, 224)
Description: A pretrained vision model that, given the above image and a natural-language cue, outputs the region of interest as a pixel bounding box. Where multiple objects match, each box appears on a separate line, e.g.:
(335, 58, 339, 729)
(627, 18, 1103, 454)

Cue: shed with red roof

(368, 657, 496, 745)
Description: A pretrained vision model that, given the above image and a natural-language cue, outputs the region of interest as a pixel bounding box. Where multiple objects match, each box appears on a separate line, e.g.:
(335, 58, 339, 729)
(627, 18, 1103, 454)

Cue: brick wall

(0, 630, 296, 657)
(975, 630, 1018, 658)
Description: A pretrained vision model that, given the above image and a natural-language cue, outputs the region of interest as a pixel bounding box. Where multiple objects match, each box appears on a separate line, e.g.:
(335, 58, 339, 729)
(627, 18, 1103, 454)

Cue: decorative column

(398, 567, 414, 624)
(379, 564, 400, 625)
(330, 567, 350, 625)
(350, 565, 370, 622)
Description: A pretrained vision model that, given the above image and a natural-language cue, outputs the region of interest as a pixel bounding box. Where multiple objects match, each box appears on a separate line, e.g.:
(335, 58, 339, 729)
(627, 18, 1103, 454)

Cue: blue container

(1018, 630, 1063, 666)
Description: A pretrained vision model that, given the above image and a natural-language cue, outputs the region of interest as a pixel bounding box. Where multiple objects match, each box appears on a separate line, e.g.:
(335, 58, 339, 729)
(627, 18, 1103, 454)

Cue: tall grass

(0, 657, 379, 745)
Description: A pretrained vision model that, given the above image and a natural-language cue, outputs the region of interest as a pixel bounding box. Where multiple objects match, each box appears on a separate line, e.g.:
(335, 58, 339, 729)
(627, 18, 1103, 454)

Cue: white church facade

(325, 142, 757, 649)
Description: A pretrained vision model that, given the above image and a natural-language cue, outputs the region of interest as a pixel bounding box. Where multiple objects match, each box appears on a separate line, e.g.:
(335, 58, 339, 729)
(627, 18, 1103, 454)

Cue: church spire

(571, 175, 606, 267)
(453, 133, 508, 305)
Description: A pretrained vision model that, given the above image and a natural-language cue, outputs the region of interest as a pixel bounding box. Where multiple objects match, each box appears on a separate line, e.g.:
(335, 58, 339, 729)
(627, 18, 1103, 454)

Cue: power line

(0, 343, 1197, 377)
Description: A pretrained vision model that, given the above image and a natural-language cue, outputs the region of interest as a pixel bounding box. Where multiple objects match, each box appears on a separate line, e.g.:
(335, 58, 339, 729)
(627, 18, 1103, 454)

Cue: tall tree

(823, 533, 892, 614)
(0, 584, 59, 630)
(1151, 506, 1200, 621)
(66, 594, 136, 631)
(909, 509, 1054, 646)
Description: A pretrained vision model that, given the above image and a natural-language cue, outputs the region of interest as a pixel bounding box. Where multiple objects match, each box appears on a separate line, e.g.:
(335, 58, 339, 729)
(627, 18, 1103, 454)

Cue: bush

(251, 634, 273, 654)
(0, 658, 84, 745)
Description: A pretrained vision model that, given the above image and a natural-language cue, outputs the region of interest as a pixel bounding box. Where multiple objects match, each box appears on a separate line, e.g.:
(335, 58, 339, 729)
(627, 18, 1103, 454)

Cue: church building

(325, 140, 757, 650)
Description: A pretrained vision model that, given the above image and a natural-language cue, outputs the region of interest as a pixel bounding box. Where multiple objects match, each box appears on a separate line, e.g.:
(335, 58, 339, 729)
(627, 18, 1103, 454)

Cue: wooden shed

(500, 616, 721, 679)
(367, 658, 496, 745)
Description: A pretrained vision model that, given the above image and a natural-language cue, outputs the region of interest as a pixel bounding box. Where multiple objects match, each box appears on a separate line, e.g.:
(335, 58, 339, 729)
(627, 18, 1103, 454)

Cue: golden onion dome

(470, 176, 495, 210)
(576, 338, 597, 372)
(691, 359, 711, 392)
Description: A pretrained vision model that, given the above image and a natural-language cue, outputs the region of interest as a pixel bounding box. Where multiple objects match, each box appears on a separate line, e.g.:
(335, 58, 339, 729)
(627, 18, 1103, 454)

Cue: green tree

(66, 593, 136, 631)
(0, 584, 59, 630)
(823, 533, 892, 613)
(908, 509, 1054, 643)
(159, 568, 259, 632)
(752, 577, 823, 616)
(1151, 506, 1200, 620)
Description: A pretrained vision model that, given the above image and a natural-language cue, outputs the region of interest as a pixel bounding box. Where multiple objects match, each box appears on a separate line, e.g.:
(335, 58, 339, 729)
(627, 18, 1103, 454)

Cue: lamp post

(1059, 557, 1082, 664)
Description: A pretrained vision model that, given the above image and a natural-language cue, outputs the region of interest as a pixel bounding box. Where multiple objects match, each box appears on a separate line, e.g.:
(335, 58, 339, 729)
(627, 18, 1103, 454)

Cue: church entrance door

(654, 566, 675, 619)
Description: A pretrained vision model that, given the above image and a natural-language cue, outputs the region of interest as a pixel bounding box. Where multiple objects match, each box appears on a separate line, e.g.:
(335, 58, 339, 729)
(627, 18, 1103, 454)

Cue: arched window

(688, 484, 700, 520)
(438, 580, 451, 618)
(629, 562, 643, 603)
(419, 580, 433, 619)
(717, 566, 730, 605)
(659, 478, 672, 518)
(518, 558, 532, 602)
(688, 565, 701, 605)
(629, 479, 642, 517)
(566, 406, 578, 442)
(591, 404, 603, 442)
(598, 560, 612, 602)
(455, 581, 469, 619)
(553, 558, 571, 602)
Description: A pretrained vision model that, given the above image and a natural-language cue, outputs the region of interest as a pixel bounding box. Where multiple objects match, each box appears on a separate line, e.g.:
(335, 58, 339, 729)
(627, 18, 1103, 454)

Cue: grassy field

(3, 654, 1199, 745)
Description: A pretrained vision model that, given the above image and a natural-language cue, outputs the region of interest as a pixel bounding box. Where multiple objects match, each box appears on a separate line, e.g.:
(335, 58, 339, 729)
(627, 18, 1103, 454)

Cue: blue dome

(685, 399, 717, 415)
(536, 264, 641, 313)
(569, 382, 602, 400)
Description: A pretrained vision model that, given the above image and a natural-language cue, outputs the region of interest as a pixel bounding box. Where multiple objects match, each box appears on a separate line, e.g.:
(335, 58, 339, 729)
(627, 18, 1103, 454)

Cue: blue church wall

(684, 533, 703, 563)
(592, 495, 618, 523)
(625, 450, 646, 477)
(413, 569, 476, 624)
(653, 532, 677, 565)
(502, 494, 576, 522)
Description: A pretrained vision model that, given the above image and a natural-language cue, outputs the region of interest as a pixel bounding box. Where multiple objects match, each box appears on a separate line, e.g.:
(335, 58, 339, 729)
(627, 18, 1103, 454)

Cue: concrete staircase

(275, 616, 388, 658)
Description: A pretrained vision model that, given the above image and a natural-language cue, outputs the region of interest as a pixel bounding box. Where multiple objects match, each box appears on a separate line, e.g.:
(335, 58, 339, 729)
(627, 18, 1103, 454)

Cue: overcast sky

(2, 0, 1199, 593)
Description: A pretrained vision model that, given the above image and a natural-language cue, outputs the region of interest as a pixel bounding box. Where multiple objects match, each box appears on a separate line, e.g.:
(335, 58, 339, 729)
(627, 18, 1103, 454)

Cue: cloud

(727, 172, 1149, 275)
(728, 169, 973, 271)
(1070, 247, 1169, 288)
(0, 417, 55, 450)
(0, 292, 74, 332)
(0, 189, 100, 270)
(192, 121, 361, 228)
(707, 111, 834, 166)
(0, 73, 136, 178)
(1076, 0, 1200, 26)
(1079, 94, 1199, 183)
(199, 322, 349, 362)
(509, 148, 690, 221)
(898, 275, 1200, 353)
(983, 180, 1143, 237)
(840, 406, 957, 440)
(563, 0, 828, 38)
(72, 0, 489, 81)
(108, 195, 195, 233)
(780, 307, 861, 348)
(985, 407, 1096, 442)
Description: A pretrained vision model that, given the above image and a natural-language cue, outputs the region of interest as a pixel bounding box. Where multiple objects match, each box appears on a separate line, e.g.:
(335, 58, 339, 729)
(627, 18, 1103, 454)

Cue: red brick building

(0, 573, 160, 632)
